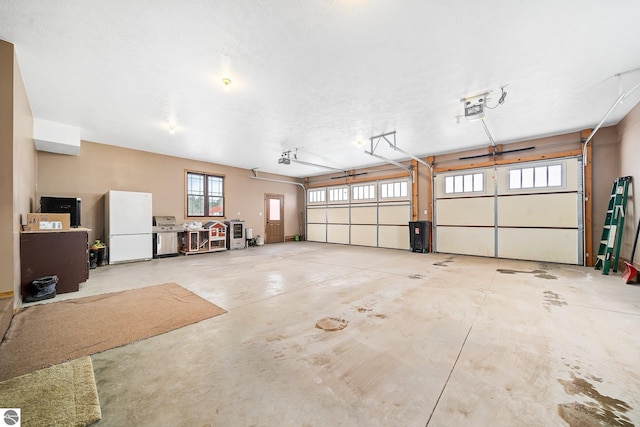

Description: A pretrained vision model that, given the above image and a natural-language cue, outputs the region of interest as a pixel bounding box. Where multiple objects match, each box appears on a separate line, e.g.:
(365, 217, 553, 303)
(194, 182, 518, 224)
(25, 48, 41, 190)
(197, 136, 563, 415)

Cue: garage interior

(1, 2, 640, 426)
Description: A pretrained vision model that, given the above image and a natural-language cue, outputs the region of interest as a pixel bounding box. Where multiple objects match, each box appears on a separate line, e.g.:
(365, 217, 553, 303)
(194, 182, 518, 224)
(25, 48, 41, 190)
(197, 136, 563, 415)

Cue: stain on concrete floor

(543, 290, 568, 311)
(557, 373, 633, 427)
(433, 257, 455, 267)
(496, 268, 557, 280)
(316, 317, 348, 331)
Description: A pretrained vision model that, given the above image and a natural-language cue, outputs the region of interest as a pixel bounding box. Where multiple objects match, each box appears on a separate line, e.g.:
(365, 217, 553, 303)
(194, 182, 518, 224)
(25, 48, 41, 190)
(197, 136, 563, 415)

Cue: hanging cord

(484, 86, 508, 110)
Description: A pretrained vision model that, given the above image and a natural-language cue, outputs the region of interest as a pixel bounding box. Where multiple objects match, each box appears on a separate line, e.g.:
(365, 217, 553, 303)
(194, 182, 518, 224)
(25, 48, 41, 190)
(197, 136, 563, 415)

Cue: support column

(582, 128, 593, 266)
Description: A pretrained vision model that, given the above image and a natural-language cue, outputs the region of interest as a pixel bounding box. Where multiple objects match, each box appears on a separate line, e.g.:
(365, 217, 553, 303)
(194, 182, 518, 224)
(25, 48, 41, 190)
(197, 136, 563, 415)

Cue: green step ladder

(595, 176, 632, 275)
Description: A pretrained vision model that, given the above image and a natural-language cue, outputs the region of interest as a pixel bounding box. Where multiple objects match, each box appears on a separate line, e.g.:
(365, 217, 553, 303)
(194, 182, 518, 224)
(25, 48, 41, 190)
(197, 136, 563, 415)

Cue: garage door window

(352, 184, 376, 201)
(380, 180, 409, 199)
(444, 173, 484, 194)
(328, 187, 349, 203)
(509, 164, 562, 189)
(308, 189, 326, 204)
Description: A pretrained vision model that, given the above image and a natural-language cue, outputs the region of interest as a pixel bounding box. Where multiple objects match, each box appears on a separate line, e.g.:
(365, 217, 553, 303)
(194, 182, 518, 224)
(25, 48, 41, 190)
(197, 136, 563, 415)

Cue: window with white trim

(509, 164, 562, 189)
(380, 180, 409, 199)
(444, 173, 484, 194)
(308, 189, 326, 204)
(352, 184, 376, 201)
(328, 187, 349, 202)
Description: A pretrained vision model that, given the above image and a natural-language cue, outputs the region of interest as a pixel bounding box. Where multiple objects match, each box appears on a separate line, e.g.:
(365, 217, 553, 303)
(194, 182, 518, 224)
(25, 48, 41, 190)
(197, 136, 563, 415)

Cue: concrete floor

(33, 242, 640, 426)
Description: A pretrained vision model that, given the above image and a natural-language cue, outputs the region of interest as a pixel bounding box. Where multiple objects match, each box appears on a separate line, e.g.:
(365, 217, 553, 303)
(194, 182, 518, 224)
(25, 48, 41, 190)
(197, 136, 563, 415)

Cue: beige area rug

(0, 356, 101, 427)
(0, 283, 226, 381)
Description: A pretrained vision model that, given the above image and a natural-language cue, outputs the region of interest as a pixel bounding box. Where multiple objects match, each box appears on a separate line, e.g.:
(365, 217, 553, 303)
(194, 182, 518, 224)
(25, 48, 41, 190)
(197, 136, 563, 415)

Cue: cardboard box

(24, 213, 71, 231)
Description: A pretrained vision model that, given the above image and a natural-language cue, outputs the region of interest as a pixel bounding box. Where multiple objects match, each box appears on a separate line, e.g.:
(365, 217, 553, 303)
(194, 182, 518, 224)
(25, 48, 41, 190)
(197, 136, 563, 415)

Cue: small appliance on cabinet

(105, 190, 153, 263)
(225, 220, 245, 250)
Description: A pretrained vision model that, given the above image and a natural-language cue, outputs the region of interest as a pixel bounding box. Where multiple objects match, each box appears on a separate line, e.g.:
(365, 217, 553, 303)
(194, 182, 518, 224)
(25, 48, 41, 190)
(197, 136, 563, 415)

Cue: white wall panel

(307, 224, 326, 242)
(498, 228, 579, 264)
(327, 224, 349, 244)
(378, 204, 410, 225)
(436, 197, 494, 226)
(436, 227, 494, 257)
(498, 193, 578, 227)
(379, 225, 410, 250)
(351, 225, 377, 247)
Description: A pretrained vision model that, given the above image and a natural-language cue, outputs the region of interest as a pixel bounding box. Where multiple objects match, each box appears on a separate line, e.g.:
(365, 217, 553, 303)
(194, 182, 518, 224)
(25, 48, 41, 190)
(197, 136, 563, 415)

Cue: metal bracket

(365, 131, 432, 176)
(281, 148, 345, 173)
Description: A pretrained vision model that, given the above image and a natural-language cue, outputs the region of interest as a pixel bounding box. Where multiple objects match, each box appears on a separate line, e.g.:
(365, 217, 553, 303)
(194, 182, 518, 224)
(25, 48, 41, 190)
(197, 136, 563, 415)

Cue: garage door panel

(307, 208, 326, 223)
(307, 224, 326, 242)
(379, 225, 410, 250)
(498, 228, 579, 264)
(351, 225, 377, 247)
(436, 227, 494, 257)
(327, 207, 349, 224)
(379, 204, 410, 225)
(498, 193, 578, 227)
(327, 224, 349, 244)
(351, 206, 377, 224)
(436, 198, 494, 226)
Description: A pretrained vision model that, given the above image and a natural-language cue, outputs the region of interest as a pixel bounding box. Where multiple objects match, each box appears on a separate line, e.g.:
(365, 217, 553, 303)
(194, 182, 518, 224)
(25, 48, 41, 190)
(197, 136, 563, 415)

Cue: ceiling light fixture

(169, 125, 176, 135)
(222, 78, 232, 92)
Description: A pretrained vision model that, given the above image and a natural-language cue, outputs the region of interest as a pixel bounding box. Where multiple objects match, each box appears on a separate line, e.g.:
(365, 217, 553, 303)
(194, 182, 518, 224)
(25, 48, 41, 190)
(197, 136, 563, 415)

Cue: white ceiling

(2, 1, 640, 178)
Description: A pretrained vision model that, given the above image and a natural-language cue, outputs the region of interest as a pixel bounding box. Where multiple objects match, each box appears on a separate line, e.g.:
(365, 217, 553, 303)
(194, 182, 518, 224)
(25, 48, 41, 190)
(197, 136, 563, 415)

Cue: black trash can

(97, 246, 109, 266)
(409, 221, 431, 253)
(89, 249, 98, 269)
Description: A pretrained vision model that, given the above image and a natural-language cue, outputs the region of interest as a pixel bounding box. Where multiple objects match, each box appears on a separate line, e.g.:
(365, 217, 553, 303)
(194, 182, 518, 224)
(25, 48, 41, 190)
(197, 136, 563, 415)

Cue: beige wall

(590, 126, 620, 260)
(618, 101, 640, 265)
(13, 46, 36, 306)
(36, 141, 304, 244)
(0, 40, 35, 308)
(0, 41, 14, 297)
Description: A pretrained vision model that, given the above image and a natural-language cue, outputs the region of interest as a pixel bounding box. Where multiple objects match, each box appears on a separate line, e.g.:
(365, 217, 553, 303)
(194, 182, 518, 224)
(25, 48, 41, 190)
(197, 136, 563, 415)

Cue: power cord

(485, 86, 508, 109)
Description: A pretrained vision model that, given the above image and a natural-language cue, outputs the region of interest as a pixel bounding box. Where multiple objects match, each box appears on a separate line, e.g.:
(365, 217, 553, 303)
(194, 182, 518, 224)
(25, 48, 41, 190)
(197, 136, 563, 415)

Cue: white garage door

(306, 179, 411, 250)
(434, 157, 583, 264)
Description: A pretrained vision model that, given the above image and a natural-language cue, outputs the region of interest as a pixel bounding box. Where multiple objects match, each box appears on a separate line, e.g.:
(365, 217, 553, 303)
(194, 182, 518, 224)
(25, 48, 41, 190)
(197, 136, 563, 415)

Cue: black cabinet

(409, 221, 431, 253)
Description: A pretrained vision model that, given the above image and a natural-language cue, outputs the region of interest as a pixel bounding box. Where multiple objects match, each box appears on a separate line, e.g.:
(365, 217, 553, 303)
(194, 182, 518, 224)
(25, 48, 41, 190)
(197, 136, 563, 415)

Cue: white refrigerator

(105, 190, 153, 263)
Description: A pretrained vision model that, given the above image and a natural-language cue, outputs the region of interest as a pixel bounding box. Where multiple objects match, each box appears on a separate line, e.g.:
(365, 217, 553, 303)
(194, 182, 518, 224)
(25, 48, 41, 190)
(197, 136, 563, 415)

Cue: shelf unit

(180, 222, 227, 255)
